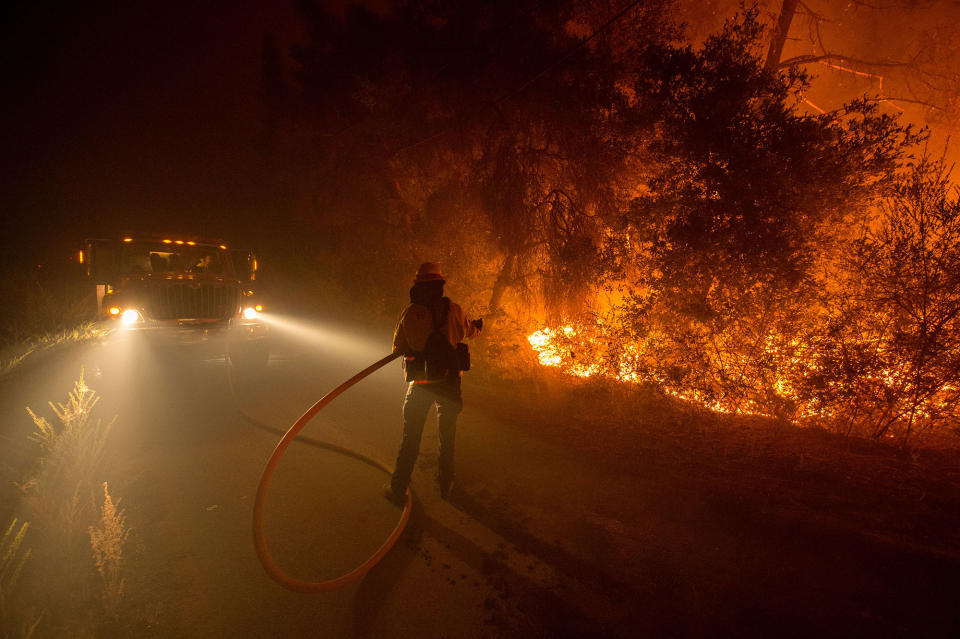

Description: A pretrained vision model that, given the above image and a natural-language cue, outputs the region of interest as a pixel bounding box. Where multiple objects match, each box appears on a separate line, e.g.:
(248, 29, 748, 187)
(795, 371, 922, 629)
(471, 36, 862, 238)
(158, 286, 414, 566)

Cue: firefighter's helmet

(414, 262, 445, 283)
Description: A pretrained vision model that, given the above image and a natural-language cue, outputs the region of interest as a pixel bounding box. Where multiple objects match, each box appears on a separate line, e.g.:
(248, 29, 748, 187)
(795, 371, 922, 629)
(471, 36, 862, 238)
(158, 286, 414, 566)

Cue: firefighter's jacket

(393, 298, 478, 354)
(393, 298, 479, 381)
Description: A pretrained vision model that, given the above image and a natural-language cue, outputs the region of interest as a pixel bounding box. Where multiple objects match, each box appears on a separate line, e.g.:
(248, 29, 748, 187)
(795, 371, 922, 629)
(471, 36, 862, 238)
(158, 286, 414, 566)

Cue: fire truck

(81, 234, 268, 366)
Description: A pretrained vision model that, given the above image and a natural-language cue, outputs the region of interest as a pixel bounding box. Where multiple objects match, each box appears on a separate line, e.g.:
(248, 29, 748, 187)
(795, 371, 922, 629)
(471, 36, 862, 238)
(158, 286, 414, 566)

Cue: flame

(529, 324, 751, 408)
(528, 323, 956, 426)
(527, 326, 601, 378)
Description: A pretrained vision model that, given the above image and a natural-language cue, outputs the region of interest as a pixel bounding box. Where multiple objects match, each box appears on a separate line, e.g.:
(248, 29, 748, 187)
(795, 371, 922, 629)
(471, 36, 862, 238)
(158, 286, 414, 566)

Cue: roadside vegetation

(253, 1, 959, 450)
(3, 372, 131, 637)
(1, 518, 41, 639)
(0, 265, 105, 379)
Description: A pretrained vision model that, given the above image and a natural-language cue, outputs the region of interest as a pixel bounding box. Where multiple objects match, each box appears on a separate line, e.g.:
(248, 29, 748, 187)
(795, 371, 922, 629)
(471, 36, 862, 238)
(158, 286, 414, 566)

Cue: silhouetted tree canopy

(264, 2, 954, 443)
(621, 10, 920, 318)
(283, 0, 675, 315)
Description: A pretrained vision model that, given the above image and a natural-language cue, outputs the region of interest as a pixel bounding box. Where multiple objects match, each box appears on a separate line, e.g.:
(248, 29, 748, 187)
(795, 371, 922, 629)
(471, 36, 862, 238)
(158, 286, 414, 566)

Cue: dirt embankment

(478, 368, 960, 551)
(457, 367, 960, 636)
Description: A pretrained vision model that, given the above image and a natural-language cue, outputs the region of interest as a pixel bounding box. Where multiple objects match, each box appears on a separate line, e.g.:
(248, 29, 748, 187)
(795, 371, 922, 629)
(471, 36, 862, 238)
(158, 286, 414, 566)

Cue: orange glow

(175, 240, 184, 245)
(187, 241, 196, 245)
(529, 325, 797, 420)
(219, 244, 227, 250)
(78, 250, 85, 264)
(254, 304, 263, 312)
(123, 237, 133, 242)
(163, 239, 172, 244)
(109, 306, 121, 316)
(528, 321, 952, 427)
(527, 327, 601, 378)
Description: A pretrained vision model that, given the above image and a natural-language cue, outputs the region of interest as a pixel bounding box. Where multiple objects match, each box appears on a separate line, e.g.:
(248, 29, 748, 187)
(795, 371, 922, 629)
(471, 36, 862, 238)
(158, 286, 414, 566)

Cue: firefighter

(385, 262, 482, 504)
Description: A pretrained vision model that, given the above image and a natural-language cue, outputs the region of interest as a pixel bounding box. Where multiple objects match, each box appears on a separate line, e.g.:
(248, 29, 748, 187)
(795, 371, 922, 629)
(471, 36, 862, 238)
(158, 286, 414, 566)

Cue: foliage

(806, 159, 960, 442)
(0, 265, 95, 350)
(276, 4, 959, 445)
(768, 0, 960, 136)
(533, 157, 960, 446)
(22, 371, 115, 543)
(589, 9, 919, 421)
(279, 0, 678, 320)
(619, 8, 918, 301)
(88, 483, 128, 617)
(0, 323, 108, 381)
(1, 518, 42, 639)
(0, 260, 104, 379)
(15, 372, 128, 635)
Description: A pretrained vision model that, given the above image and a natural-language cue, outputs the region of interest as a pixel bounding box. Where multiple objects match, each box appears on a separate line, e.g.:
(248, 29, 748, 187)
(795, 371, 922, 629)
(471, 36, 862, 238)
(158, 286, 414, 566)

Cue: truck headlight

(243, 307, 258, 320)
(121, 309, 142, 326)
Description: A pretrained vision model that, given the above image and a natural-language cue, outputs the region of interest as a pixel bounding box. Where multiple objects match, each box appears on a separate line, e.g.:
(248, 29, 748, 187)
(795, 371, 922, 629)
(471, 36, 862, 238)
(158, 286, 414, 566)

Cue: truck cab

(82, 235, 268, 363)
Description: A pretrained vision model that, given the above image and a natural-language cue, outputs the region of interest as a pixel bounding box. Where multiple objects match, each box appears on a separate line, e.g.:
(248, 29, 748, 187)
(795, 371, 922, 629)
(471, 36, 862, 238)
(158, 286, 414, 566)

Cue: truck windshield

(121, 242, 229, 276)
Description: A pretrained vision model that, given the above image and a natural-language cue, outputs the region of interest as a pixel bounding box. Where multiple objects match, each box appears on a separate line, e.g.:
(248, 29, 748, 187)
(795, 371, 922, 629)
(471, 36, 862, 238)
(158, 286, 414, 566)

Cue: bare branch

(867, 96, 944, 111)
(779, 54, 911, 69)
(796, 1, 829, 22)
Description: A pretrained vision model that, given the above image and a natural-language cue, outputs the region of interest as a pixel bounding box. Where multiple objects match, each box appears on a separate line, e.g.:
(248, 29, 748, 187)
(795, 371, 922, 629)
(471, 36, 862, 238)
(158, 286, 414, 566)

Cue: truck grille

(146, 283, 238, 320)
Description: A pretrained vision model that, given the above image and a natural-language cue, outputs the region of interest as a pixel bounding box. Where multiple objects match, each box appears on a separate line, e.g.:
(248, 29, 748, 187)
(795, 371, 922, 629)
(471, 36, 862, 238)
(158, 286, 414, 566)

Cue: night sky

(3, 0, 957, 268)
(1, 1, 303, 265)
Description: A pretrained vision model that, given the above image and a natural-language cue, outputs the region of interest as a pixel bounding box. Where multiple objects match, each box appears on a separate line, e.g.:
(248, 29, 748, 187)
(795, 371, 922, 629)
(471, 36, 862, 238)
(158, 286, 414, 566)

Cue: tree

(283, 0, 676, 319)
(626, 9, 915, 304)
(765, 0, 960, 132)
(598, 8, 919, 415)
(807, 158, 960, 443)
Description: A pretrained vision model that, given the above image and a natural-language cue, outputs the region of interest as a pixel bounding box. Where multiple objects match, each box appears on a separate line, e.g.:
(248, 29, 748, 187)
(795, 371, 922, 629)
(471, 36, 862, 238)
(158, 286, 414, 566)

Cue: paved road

(4, 314, 960, 638)
(0, 317, 578, 638)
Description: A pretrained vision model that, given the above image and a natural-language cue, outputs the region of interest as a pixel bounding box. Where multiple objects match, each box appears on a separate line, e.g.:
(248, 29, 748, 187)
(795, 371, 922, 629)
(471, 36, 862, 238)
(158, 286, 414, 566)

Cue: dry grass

(88, 483, 128, 617)
(0, 323, 109, 380)
(21, 370, 115, 547)
(0, 269, 94, 347)
(1, 518, 42, 639)
(14, 371, 131, 636)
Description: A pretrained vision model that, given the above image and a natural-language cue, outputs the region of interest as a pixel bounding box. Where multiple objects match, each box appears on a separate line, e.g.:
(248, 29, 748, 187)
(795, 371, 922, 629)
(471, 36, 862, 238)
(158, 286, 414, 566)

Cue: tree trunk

(765, 0, 800, 71)
(487, 251, 517, 314)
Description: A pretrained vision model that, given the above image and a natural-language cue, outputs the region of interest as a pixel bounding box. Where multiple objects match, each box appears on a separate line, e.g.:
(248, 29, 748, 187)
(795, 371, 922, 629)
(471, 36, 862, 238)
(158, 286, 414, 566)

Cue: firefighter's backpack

(423, 298, 469, 379)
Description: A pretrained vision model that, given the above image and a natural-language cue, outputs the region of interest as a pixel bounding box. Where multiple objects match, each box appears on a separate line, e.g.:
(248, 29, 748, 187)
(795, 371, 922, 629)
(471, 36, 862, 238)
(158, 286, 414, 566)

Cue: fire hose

(228, 349, 411, 592)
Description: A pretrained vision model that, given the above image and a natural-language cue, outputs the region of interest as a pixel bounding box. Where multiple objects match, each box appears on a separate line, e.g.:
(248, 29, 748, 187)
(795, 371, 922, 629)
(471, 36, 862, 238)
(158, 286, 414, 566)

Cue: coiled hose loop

(244, 352, 411, 592)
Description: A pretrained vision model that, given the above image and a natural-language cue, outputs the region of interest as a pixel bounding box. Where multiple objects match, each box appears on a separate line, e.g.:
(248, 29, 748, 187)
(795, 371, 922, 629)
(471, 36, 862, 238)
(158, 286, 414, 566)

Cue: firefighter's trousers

(390, 377, 462, 494)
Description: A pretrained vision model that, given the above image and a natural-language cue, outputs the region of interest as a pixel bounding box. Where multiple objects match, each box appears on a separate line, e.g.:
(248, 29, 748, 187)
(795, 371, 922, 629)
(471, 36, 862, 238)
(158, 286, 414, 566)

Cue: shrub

(1, 518, 42, 639)
(88, 483, 128, 618)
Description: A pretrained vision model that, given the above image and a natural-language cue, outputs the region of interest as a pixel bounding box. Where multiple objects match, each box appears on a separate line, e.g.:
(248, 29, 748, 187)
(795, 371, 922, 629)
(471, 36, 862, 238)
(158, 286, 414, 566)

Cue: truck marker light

(187, 241, 196, 245)
(123, 237, 133, 242)
(78, 250, 85, 264)
(243, 307, 258, 320)
(175, 240, 185, 245)
(220, 244, 227, 250)
(163, 239, 173, 244)
(121, 309, 141, 326)
(109, 306, 121, 316)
